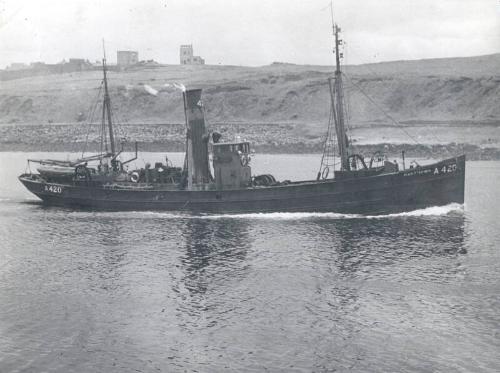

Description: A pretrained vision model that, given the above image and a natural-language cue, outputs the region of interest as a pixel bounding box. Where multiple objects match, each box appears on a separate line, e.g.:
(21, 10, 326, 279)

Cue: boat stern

(18, 173, 67, 202)
(18, 174, 45, 199)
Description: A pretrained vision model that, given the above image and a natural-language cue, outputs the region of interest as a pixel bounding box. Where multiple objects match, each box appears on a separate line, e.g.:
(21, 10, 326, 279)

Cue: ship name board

(403, 168, 432, 177)
(403, 163, 457, 177)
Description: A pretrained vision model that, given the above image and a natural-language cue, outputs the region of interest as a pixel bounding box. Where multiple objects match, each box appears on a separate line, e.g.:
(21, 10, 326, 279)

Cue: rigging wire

(342, 72, 422, 145)
(318, 86, 338, 178)
(100, 98, 108, 155)
(342, 41, 352, 125)
(340, 45, 445, 145)
(109, 105, 133, 157)
(81, 81, 104, 157)
(318, 2, 341, 178)
(104, 70, 133, 153)
(66, 81, 103, 156)
(338, 48, 356, 151)
(318, 105, 334, 176)
(109, 107, 122, 142)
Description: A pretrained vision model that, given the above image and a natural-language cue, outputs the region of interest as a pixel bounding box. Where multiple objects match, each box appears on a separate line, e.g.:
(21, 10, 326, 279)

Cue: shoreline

(1, 121, 499, 160)
(1, 141, 499, 160)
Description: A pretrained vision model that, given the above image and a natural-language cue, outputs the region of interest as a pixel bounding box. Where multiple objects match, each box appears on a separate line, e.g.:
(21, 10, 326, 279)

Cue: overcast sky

(0, 0, 498, 68)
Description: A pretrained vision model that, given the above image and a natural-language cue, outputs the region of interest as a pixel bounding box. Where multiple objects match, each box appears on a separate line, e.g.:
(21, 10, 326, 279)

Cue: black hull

(19, 155, 465, 215)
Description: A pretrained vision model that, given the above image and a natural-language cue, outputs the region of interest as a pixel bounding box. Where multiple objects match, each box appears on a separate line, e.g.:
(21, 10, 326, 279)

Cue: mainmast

(317, 8, 350, 180)
(331, 23, 349, 171)
(102, 42, 116, 156)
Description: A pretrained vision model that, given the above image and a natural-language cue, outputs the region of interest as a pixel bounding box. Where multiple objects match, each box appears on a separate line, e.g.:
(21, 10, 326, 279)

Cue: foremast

(330, 24, 349, 171)
(101, 44, 116, 156)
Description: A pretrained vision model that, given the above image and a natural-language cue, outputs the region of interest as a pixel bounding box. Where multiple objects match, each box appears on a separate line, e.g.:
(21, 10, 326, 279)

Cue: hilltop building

(180, 45, 205, 65)
(66, 58, 90, 71)
(1, 58, 93, 81)
(6, 63, 29, 71)
(117, 51, 139, 67)
(30, 62, 46, 68)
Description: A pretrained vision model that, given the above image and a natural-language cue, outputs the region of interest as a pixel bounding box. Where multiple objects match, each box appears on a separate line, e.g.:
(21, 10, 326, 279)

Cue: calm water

(0, 153, 499, 373)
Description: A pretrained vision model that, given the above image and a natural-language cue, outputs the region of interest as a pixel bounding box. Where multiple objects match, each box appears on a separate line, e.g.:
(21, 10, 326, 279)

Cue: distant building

(30, 62, 46, 68)
(180, 44, 205, 65)
(1, 58, 92, 81)
(66, 58, 91, 72)
(68, 58, 85, 65)
(117, 51, 139, 67)
(6, 63, 29, 71)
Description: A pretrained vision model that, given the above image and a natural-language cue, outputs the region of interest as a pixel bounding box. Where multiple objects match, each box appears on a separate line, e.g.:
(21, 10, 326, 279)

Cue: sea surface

(0, 152, 499, 373)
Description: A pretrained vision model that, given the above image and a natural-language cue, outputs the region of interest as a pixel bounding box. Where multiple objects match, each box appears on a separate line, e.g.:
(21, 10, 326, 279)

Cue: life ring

(130, 171, 140, 183)
(369, 151, 385, 169)
(240, 154, 250, 166)
(321, 167, 329, 180)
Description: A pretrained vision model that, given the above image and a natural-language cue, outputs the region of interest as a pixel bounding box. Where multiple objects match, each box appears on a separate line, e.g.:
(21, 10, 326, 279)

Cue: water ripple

(0, 155, 499, 372)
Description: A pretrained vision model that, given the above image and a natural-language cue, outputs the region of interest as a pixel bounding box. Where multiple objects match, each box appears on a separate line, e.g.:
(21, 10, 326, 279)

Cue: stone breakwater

(0, 122, 499, 160)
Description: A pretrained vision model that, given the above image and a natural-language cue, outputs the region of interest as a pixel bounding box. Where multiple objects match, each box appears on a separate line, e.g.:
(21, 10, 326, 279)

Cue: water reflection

(179, 218, 251, 296)
(290, 214, 469, 371)
(309, 214, 466, 276)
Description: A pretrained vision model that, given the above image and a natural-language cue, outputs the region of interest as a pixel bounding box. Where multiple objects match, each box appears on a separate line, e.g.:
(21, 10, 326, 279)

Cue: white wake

(62, 203, 464, 220)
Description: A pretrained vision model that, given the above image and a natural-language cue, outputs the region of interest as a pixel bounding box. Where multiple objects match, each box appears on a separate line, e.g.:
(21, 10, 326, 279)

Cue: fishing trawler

(18, 26, 465, 214)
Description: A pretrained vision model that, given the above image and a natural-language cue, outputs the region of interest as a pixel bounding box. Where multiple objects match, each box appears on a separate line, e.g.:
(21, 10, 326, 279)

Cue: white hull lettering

(44, 185, 63, 194)
(404, 163, 457, 177)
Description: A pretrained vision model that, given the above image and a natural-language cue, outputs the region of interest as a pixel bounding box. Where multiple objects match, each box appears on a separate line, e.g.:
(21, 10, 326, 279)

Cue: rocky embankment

(0, 122, 499, 160)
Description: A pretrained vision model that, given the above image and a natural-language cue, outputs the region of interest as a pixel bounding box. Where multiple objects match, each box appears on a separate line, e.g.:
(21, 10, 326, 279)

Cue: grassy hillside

(1, 54, 499, 136)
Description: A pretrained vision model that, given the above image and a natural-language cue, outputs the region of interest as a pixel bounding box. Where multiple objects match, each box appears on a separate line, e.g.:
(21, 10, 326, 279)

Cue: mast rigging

(102, 40, 116, 156)
(332, 24, 349, 171)
(318, 6, 350, 178)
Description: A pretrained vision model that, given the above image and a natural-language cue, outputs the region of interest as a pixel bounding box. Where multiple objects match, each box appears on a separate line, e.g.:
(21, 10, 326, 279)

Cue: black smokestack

(183, 89, 211, 184)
